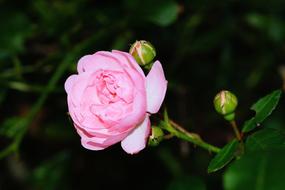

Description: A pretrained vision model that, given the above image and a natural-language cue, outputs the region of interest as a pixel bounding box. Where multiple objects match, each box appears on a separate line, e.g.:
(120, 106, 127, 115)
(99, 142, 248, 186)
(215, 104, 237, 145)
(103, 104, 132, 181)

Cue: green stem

(230, 120, 242, 141)
(162, 119, 221, 153)
(229, 120, 244, 156)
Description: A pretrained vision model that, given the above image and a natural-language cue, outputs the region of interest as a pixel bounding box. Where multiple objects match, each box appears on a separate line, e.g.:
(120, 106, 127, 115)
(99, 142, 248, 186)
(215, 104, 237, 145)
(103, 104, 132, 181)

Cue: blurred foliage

(0, 0, 285, 189)
(224, 150, 285, 190)
(167, 175, 206, 190)
(0, 11, 34, 58)
(246, 127, 285, 152)
(30, 151, 71, 190)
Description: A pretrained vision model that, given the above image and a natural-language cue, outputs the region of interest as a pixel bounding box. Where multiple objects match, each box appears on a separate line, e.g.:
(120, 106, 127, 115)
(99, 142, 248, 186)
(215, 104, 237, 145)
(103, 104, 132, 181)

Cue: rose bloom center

(86, 69, 135, 122)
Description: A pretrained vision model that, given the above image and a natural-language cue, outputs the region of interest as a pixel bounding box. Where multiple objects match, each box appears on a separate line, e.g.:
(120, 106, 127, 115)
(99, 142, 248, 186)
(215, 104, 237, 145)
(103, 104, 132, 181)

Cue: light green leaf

(242, 90, 282, 133)
(224, 150, 285, 190)
(208, 139, 239, 173)
(246, 128, 285, 152)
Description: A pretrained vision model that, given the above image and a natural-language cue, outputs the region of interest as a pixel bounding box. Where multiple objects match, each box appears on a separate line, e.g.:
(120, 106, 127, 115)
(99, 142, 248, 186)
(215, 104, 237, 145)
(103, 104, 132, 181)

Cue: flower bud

(129, 40, 156, 66)
(148, 126, 164, 147)
(213, 90, 238, 121)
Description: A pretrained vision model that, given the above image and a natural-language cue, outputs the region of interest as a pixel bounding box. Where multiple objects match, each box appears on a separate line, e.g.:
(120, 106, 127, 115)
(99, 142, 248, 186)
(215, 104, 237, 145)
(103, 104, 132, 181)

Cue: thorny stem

(162, 119, 221, 153)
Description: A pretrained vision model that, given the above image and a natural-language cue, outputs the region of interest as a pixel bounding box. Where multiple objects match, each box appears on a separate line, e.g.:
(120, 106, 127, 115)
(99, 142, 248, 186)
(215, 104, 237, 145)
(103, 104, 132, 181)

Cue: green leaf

(224, 150, 285, 190)
(0, 89, 7, 104)
(31, 151, 71, 190)
(0, 117, 26, 138)
(124, 0, 178, 26)
(242, 118, 256, 133)
(246, 13, 285, 42)
(251, 90, 281, 121)
(246, 128, 285, 152)
(145, 0, 179, 27)
(167, 175, 206, 190)
(0, 11, 33, 58)
(242, 90, 282, 133)
(158, 148, 183, 177)
(208, 139, 239, 173)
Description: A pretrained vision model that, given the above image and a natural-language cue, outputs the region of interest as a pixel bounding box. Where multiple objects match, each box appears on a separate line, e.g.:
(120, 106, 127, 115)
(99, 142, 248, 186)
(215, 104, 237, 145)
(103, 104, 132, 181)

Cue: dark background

(1, 0, 285, 189)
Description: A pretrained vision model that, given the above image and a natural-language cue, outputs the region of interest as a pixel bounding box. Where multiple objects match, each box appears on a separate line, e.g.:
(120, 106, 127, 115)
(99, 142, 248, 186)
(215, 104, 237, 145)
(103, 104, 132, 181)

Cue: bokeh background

(1, 0, 285, 189)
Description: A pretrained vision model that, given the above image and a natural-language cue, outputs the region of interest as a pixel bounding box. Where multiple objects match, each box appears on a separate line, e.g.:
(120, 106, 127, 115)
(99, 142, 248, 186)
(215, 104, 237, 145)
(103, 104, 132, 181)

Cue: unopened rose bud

(214, 90, 238, 121)
(148, 126, 164, 146)
(129, 40, 156, 66)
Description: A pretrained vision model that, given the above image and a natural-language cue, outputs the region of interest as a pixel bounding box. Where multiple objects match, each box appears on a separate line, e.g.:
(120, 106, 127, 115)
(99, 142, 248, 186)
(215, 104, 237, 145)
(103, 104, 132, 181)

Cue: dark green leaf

(246, 128, 285, 152)
(167, 175, 206, 190)
(31, 151, 71, 190)
(242, 90, 282, 133)
(224, 150, 285, 190)
(189, 25, 231, 53)
(242, 118, 256, 133)
(0, 11, 33, 58)
(158, 148, 183, 177)
(0, 117, 26, 138)
(251, 90, 281, 121)
(246, 13, 285, 42)
(208, 139, 239, 173)
(0, 89, 7, 104)
(145, 0, 179, 26)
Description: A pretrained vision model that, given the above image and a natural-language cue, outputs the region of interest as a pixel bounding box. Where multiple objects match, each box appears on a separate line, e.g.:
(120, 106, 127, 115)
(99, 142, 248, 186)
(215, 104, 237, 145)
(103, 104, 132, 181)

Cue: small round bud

(148, 126, 164, 147)
(213, 90, 238, 121)
(129, 40, 156, 66)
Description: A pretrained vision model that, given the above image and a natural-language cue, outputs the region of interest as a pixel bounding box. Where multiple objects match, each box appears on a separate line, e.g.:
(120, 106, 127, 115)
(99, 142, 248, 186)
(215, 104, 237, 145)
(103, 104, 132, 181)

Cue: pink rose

(64, 50, 167, 154)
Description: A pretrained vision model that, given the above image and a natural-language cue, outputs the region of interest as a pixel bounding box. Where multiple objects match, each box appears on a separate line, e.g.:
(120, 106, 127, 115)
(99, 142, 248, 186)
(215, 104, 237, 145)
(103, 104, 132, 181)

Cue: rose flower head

(64, 50, 167, 154)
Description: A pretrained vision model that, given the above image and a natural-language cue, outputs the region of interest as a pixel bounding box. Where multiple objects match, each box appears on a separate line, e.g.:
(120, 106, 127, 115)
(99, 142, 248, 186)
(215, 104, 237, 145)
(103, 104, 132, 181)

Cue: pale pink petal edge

(146, 61, 167, 113)
(121, 116, 151, 154)
(64, 74, 78, 94)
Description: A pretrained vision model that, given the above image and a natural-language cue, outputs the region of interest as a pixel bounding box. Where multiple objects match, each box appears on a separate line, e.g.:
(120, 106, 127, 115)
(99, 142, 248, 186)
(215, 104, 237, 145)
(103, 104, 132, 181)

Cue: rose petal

(106, 51, 146, 92)
(146, 61, 167, 113)
(64, 74, 78, 93)
(108, 90, 147, 133)
(111, 50, 145, 78)
(121, 116, 150, 154)
(67, 96, 83, 125)
(78, 126, 129, 150)
(69, 72, 91, 104)
(77, 51, 123, 74)
(78, 129, 107, 144)
(81, 138, 107, 150)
